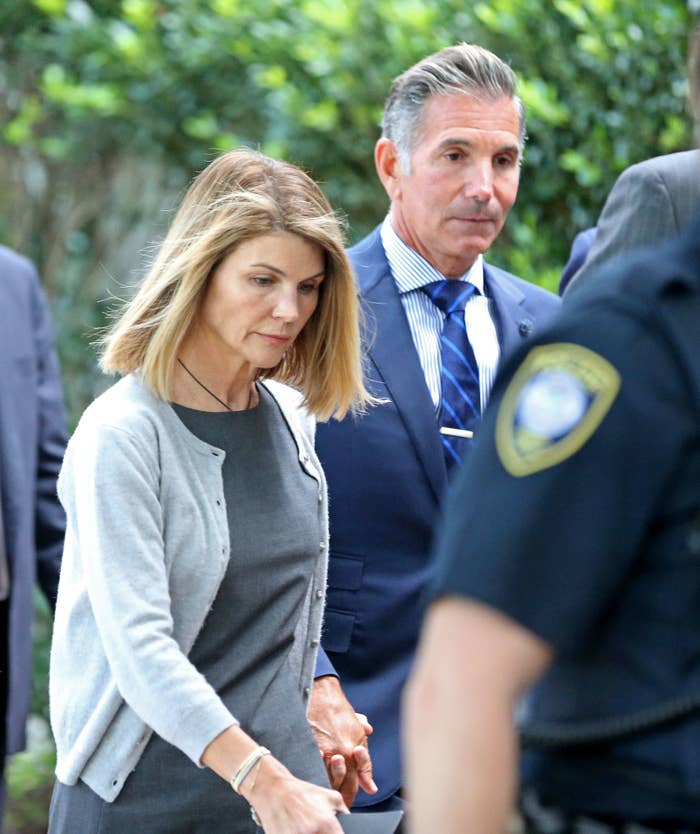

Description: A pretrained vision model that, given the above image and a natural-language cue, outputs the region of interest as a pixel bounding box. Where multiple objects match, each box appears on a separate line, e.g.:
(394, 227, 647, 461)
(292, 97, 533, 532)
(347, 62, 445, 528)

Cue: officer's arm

(404, 596, 552, 834)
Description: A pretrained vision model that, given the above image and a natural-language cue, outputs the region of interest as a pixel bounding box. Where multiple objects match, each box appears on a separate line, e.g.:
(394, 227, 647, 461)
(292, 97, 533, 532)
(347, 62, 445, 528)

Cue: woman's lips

(258, 333, 291, 345)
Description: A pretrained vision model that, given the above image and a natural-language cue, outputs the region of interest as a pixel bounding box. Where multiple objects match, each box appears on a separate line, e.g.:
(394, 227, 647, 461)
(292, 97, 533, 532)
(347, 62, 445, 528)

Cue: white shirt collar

(380, 213, 484, 295)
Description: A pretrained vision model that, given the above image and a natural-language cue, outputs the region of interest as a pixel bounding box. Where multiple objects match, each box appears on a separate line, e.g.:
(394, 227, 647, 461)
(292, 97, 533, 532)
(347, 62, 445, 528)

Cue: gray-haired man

(307, 43, 560, 817)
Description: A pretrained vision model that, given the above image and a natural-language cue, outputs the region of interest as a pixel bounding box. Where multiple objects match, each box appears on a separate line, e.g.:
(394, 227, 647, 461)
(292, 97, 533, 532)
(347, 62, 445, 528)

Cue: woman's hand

(202, 724, 347, 832)
(241, 755, 348, 833)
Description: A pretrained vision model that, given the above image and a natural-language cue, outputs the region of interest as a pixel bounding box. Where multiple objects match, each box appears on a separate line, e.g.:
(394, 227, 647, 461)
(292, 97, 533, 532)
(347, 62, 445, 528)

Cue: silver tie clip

(439, 427, 473, 439)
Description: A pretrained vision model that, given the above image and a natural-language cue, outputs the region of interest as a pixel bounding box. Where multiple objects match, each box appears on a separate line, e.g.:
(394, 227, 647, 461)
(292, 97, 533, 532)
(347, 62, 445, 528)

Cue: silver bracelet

(229, 746, 271, 794)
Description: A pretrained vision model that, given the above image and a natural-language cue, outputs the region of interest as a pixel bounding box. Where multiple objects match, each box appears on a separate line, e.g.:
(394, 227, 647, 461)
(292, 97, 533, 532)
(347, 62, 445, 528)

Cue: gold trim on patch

(496, 343, 621, 477)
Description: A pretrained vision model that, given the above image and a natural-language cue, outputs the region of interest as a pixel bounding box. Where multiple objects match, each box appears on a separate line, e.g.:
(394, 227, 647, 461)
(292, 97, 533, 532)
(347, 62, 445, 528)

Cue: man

(566, 149, 700, 292)
(0, 245, 67, 830)
(558, 226, 596, 294)
(405, 29, 700, 834)
(308, 43, 560, 814)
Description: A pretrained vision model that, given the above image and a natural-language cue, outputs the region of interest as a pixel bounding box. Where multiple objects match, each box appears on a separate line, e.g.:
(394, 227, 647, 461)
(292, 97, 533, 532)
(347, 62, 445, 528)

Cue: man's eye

(444, 151, 462, 161)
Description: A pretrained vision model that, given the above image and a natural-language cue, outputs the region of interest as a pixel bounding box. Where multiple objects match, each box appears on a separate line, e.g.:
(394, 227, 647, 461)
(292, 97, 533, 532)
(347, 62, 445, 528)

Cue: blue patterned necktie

(422, 280, 481, 472)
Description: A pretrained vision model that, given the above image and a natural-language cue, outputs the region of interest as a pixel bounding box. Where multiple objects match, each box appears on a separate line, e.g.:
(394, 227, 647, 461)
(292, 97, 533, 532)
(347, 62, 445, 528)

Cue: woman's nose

(272, 289, 300, 322)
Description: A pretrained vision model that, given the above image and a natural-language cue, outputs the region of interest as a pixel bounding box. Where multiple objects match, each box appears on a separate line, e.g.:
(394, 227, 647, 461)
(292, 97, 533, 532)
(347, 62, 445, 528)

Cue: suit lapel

(353, 230, 446, 501)
(484, 264, 530, 360)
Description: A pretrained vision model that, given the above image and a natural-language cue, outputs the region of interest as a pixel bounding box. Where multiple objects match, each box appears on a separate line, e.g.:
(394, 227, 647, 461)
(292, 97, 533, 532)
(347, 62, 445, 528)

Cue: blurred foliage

(1, 3, 695, 413)
(0, 1, 696, 828)
(6, 740, 56, 834)
(29, 591, 52, 725)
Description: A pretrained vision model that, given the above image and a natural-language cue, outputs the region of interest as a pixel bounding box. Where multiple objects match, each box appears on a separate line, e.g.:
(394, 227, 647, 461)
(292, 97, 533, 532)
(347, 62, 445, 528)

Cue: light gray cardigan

(49, 374, 329, 802)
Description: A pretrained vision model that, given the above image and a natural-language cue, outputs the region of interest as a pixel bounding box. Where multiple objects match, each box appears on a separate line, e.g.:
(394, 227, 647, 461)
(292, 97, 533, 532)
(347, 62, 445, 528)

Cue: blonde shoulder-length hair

(100, 148, 371, 420)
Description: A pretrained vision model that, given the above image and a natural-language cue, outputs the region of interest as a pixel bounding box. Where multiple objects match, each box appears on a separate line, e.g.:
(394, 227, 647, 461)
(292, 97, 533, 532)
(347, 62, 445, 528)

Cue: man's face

(382, 93, 521, 277)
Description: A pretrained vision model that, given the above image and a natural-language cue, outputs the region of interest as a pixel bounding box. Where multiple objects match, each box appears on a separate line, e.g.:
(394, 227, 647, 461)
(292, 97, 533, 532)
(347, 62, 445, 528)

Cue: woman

(48, 149, 373, 833)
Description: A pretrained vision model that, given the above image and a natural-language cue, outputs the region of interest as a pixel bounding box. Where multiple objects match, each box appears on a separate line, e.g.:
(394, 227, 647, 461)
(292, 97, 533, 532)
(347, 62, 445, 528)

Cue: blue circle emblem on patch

(495, 343, 621, 477)
(516, 369, 590, 439)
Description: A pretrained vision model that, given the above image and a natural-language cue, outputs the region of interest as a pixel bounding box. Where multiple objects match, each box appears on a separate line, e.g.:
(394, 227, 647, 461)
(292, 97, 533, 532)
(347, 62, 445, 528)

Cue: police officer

(404, 28, 700, 834)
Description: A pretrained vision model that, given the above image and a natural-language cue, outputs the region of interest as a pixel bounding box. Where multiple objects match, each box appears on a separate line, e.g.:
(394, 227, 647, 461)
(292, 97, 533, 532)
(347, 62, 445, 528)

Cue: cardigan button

(315, 589, 323, 600)
(303, 687, 311, 698)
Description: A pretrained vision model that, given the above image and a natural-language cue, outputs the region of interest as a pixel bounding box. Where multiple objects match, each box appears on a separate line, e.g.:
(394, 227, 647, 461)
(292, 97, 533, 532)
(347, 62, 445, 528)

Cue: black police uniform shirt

(431, 210, 700, 824)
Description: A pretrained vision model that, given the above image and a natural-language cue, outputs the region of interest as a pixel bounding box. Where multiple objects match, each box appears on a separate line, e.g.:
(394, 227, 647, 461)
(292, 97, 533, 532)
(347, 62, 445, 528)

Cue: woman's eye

(252, 275, 273, 287)
(298, 282, 319, 295)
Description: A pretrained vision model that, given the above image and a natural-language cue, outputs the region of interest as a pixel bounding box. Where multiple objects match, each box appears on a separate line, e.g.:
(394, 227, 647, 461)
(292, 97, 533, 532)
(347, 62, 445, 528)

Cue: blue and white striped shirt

(380, 215, 500, 413)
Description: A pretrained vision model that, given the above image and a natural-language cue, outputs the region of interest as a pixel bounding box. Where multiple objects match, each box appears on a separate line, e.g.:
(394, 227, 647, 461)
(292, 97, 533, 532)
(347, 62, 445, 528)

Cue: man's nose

(464, 160, 494, 202)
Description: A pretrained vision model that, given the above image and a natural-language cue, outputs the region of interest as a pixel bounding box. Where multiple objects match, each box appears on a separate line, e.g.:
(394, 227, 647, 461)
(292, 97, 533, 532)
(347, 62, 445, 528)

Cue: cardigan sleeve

(57, 419, 236, 766)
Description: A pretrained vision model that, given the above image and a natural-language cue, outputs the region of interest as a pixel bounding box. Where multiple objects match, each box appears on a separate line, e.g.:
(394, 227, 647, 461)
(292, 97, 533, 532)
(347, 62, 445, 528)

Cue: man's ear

(375, 138, 404, 200)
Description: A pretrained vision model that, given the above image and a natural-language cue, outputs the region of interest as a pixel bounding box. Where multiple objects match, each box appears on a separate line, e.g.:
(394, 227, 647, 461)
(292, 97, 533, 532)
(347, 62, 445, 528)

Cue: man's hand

(308, 675, 378, 808)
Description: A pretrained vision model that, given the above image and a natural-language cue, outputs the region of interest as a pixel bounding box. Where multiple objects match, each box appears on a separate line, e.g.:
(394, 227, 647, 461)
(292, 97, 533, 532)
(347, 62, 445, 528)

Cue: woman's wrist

(237, 752, 289, 802)
(230, 746, 271, 794)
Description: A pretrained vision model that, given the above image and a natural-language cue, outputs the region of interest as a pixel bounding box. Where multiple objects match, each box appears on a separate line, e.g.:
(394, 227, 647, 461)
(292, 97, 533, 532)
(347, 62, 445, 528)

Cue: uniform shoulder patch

(495, 343, 621, 477)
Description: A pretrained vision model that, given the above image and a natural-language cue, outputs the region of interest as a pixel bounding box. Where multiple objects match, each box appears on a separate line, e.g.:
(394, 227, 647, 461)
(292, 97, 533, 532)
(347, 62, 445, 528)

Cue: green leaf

(553, 0, 589, 29)
(659, 114, 690, 152)
(3, 97, 43, 145)
(182, 112, 219, 140)
(255, 65, 288, 89)
(213, 131, 241, 152)
(299, 99, 339, 131)
(33, 0, 67, 16)
(210, 0, 241, 17)
(559, 149, 602, 186)
(121, 0, 157, 30)
(518, 78, 569, 126)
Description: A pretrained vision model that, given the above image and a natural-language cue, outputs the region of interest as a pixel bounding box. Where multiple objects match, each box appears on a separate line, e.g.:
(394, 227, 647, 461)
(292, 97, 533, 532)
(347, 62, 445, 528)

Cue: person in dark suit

(307, 43, 561, 815)
(0, 245, 67, 831)
(566, 149, 700, 293)
(558, 227, 596, 294)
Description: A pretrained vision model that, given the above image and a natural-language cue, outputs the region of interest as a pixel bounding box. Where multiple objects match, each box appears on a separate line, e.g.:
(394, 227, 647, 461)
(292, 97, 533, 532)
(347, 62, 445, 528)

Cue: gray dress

(49, 385, 328, 833)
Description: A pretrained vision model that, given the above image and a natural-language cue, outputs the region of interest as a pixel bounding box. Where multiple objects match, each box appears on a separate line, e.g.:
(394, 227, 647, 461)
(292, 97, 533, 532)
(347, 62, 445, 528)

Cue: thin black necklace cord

(177, 357, 252, 412)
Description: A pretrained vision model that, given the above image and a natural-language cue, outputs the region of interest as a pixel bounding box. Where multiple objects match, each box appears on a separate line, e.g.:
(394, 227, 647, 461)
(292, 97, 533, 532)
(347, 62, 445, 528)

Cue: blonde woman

(48, 149, 372, 834)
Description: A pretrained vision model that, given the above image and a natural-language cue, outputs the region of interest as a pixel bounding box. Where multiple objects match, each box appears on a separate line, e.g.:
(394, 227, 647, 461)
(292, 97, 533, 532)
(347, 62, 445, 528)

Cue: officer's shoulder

(565, 224, 700, 316)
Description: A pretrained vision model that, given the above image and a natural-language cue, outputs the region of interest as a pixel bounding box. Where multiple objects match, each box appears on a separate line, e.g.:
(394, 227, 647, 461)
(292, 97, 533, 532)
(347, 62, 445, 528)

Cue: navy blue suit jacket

(314, 226, 560, 806)
(0, 245, 67, 755)
(559, 227, 597, 295)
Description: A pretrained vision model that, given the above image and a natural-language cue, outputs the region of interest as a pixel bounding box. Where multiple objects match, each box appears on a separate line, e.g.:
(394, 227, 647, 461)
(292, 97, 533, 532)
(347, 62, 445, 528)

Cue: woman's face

(196, 232, 325, 372)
